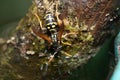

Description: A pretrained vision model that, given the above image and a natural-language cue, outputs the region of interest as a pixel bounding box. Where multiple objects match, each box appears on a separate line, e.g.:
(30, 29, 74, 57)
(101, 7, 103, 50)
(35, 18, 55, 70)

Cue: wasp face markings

(44, 12, 59, 43)
(45, 13, 57, 30)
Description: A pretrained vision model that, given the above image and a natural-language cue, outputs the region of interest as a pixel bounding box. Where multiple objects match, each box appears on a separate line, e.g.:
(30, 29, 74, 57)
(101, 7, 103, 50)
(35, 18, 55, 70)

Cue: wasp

(44, 11, 63, 55)
(31, 11, 64, 58)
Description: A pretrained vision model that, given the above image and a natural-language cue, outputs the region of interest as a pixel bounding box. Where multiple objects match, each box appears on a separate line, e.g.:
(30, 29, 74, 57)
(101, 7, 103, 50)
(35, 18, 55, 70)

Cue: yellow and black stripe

(44, 12, 57, 31)
(44, 12, 59, 46)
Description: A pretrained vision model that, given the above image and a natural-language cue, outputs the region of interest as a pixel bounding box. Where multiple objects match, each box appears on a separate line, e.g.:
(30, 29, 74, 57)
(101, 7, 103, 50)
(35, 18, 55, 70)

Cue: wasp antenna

(34, 13, 43, 29)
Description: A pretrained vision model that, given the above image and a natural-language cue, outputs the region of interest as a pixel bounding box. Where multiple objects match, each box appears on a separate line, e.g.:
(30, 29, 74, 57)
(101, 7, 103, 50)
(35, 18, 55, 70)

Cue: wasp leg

(61, 32, 78, 46)
(40, 62, 49, 72)
(54, 1, 64, 43)
(55, 0, 62, 27)
(33, 13, 43, 29)
(62, 32, 78, 38)
(48, 55, 55, 64)
(47, 45, 62, 64)
(31, 26, 52, 43)
(55, 12, 64, 42)
(61, 51, 72, 57)
(61, 41, 71, 46)
(58, 25, 64, 43)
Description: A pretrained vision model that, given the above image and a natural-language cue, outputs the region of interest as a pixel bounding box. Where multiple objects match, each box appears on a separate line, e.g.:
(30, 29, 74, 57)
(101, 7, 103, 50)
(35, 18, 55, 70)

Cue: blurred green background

(0, 0, 32, 27)
(0, 0, 32, 38)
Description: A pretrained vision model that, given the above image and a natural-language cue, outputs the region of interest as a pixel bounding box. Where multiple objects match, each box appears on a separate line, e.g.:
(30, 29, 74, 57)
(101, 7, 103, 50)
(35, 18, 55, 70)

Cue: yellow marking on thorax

(46, 22, 57, 26)
(45, 17, 54, 21)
